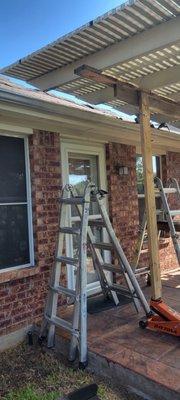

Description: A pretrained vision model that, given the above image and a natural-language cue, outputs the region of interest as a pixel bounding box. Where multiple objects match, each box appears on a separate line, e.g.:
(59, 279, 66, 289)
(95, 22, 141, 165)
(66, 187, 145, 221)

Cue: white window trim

(61, 139, 109, 295)
(0, 134, 34, 273)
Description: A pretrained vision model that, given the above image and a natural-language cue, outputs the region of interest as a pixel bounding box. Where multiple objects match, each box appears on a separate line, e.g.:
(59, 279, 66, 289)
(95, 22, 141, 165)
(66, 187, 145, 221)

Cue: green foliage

(3, 385, 60, 400)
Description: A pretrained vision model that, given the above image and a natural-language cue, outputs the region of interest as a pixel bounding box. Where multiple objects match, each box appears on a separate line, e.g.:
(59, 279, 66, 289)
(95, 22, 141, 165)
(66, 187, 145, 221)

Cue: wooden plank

(139, 91, 162, 300)
(75, 65, 180, 120)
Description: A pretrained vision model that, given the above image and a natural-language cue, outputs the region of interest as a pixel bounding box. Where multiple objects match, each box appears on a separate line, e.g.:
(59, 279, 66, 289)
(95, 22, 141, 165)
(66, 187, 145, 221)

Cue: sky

(0, 0, 125, 68)
(0, 0, 133, 120)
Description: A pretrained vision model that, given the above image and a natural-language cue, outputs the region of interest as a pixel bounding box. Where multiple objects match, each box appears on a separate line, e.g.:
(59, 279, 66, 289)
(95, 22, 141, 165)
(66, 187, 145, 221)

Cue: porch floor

(57, 269, 180, 400)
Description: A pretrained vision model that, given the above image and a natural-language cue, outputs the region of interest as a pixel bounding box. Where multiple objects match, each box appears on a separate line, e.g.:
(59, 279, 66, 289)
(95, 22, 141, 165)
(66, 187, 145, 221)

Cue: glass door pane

(68, 153, 100, 287)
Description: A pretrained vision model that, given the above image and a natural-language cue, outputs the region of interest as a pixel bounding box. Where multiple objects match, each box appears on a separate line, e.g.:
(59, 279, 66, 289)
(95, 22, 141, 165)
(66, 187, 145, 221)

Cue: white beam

(134, 64, 180, 90)
(30, 16, 180, 90)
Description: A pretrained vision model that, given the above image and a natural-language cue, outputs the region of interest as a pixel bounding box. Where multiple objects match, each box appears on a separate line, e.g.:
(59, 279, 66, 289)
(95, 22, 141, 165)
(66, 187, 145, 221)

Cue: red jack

(140, 299, 180, 337)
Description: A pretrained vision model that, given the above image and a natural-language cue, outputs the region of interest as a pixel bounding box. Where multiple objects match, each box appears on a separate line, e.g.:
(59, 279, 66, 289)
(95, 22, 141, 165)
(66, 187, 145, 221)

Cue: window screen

(0, 136, 30, 269)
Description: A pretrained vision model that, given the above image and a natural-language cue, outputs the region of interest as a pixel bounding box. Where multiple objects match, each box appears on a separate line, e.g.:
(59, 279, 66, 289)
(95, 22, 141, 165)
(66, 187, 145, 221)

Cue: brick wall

(0, 136, 179, 340)
(0, 131, 62, 337)
(106, 143, 139, 262)
(159, 151, 180, 270)
(106, 144, 179, 272)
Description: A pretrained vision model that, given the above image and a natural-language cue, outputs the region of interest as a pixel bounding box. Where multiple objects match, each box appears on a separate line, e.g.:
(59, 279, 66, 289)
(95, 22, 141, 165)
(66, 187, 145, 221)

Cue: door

(61, 141, 108, 295)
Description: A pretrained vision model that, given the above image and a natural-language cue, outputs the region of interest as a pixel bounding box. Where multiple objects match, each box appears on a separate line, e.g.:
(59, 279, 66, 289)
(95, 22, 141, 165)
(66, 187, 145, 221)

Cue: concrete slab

(56, 269, 180, 400)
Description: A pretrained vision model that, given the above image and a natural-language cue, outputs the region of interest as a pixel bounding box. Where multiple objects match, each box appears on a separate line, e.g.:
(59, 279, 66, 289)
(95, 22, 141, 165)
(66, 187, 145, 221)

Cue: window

(136, 155, 161, 223)
(0, 135, 33, 271)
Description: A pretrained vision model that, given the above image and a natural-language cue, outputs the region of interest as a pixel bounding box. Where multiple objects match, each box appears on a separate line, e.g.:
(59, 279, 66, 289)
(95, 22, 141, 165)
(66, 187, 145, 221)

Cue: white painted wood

(0, 123, 33, 135)
(134, 64, 180, 90)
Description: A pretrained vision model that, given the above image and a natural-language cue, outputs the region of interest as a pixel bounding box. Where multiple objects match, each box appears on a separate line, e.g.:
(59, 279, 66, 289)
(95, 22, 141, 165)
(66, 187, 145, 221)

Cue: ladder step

(109, 284, 134, 298)
(60, 227, 80, 235)
(49, 285, 76, 298)
(101, 263, 121, 273)
(155, 188, 177, 195)
(60, 197, 84, 205)
(56, 256, 78, 265)
(45, 315, 79, 336)
(88, 219, 105, 227)
(94, 242, 113, 250)
(169, 210, 180, 216)
(135, 267, 150, 276)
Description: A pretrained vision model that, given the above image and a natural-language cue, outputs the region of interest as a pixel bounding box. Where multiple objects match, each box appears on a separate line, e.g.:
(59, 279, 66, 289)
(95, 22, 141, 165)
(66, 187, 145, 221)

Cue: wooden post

(139, 91, 162, 300)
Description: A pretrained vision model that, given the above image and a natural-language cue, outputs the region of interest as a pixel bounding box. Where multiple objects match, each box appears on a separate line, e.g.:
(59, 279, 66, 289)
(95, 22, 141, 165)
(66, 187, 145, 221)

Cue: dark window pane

(0, 136, 27, 203)
(0, 205, 30, 269)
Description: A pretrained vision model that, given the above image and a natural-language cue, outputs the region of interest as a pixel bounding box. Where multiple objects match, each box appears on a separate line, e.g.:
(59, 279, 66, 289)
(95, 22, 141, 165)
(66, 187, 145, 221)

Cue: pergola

(1, 0, 180, 301)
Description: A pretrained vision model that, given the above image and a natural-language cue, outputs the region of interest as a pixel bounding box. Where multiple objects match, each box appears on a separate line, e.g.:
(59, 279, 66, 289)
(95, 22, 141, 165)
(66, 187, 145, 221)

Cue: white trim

(61, 139, 108, 295)
(0, 123, 33, 136)
(0, 134, 34, 273)
(24, 136, 34, 267)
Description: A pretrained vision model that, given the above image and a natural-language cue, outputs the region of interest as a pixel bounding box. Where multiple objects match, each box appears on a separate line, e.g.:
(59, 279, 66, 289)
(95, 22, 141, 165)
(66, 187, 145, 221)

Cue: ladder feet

(139, 318, 148, 329)
(38, 335, 47, 345)
(79, 360, 88, 370)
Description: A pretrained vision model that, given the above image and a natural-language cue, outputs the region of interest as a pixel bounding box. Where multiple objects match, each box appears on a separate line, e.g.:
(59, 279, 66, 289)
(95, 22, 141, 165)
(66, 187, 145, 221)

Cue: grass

(0, 341, 143, 400)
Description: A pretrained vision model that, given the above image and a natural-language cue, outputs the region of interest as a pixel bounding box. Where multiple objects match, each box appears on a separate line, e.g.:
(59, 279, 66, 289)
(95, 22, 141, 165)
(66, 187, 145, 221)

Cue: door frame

(61, 139, 108, 295)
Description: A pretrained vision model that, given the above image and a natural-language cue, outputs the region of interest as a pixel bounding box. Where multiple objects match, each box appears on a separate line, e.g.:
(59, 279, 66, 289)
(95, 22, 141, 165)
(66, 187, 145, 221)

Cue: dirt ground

(0, 341, 144, 400)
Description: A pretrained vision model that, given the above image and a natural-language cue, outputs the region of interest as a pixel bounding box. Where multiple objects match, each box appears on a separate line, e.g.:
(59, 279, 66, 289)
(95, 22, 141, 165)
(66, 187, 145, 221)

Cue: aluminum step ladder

(133, 178, 180, 275)
(39, 183, 91, 368)
(40, 183, 151, 367)
(87, 188, 151, 317)
(155, 177, 180, 264)
(69, 185, 151, 317)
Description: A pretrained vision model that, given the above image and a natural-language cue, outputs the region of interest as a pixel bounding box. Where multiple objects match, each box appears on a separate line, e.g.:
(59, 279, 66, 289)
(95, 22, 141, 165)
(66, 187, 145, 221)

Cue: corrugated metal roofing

(1, 0, 180, 115)
(1, 0, 179, 81)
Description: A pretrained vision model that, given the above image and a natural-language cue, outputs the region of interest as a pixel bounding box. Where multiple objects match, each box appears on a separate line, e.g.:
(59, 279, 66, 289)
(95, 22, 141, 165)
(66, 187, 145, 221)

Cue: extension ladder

(40, 184, 151, 367)
(155, 177, 180, 264)
(133, 177, 180, 276)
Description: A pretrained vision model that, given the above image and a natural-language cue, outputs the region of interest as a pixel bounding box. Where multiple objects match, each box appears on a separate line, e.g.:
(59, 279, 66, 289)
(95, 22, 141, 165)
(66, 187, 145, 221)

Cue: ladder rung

(60, 197, 84, 205)
(101, 263, 121, 273)
(56, 256, 78, 265)
(88, 219, 105, 227)
(135, 267, 150, 276)
(49, 285, 76, 298)
(60, 227, 80, 235)
(109, 284, 133, 298)
(169, 210, 180, 216)
(45, 315, 79, 336)
(94, 242, 113, 250)
(155, 188, 177, 194)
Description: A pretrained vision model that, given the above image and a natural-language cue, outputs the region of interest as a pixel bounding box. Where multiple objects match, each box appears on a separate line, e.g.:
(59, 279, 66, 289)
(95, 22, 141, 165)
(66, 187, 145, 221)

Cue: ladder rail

(96, 193, 151, 316)
(68, 185, 119, 306)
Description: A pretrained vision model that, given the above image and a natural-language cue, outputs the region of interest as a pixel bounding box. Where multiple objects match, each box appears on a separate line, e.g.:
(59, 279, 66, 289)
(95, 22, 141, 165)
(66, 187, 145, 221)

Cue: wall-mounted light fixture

(115, 165, 129, 175)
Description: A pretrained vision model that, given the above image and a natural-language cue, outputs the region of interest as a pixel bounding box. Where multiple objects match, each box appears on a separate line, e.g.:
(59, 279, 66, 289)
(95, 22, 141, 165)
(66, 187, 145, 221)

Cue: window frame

(0, 133, 34, 273)
(136, 154, 162, 196)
